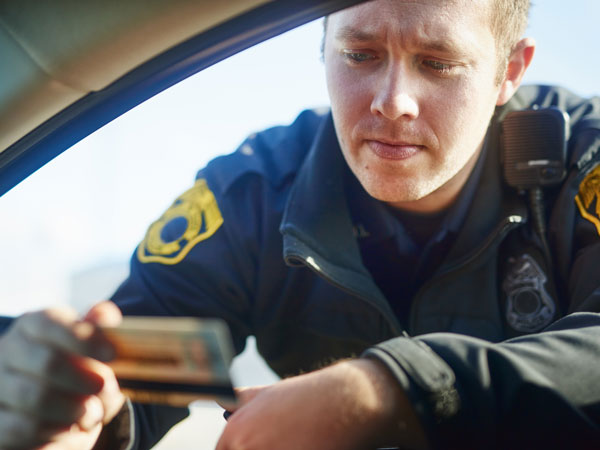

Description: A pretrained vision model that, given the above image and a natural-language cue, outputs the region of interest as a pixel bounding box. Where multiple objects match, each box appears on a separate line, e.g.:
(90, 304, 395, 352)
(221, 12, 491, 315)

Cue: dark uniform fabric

(106, 85, 600, 449)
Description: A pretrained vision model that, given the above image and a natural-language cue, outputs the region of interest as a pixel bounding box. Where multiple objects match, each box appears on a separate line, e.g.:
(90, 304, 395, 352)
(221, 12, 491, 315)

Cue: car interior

(0, 0, 362, 196)
(1, 1, 598, 448)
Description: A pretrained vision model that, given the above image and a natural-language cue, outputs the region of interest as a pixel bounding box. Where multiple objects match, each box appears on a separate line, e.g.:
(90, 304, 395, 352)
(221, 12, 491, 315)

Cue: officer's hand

(216, 359, 429, 450)
(0, 301, 125, 450)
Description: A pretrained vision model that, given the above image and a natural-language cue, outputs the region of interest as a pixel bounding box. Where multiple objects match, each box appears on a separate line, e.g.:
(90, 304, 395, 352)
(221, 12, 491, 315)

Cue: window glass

(0, 3, 599, 448)
(1, 20, 329, 316)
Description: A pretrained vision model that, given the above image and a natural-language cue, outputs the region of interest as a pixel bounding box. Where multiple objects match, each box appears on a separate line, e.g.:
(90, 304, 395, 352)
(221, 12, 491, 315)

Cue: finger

(7, 355, 125, 428)
(235, 385, 266, 405)
(15, 309, 114, 362)
(216, 398, 238, 413)
(77, 396, 105, 431)
(39, 422, 103, 450)
(3, 341, 104, 396)
(84, 359, 126, 424)
(83, 301, 122, 327)
(216, 385, 267, 415)
(0, 405, 74, 449)
(0, 369, 103, 430)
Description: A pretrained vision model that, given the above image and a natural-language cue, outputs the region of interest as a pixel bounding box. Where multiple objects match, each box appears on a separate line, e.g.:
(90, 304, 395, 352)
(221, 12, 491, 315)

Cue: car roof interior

(0, 0, 363, 197)
(0, 0, 270, 155)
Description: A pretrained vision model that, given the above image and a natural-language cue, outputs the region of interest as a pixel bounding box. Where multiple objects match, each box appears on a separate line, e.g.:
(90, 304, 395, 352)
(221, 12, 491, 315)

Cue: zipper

(285, 253, 404, 337)
(409, 214, 526, 331)
(286, 214, 525, 339)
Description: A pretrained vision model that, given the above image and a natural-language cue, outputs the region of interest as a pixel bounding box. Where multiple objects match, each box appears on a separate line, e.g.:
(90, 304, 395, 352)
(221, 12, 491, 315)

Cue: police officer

(1, 0, 600, 449)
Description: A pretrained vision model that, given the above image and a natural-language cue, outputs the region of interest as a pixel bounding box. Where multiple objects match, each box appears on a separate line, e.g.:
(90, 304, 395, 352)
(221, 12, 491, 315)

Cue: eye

(342, 50, 374, 64)
(422, 59, 454, 74)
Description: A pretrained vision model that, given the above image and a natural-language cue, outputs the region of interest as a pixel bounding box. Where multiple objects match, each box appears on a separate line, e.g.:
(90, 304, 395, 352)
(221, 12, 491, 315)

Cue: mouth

(366, 139, 424, 161)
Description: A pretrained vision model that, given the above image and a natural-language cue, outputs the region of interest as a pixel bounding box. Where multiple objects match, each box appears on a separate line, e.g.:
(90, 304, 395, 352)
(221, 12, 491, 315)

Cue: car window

(0, 19, 329, 445)
(0, 19, 329, 317)
(1, 4, 599, 448)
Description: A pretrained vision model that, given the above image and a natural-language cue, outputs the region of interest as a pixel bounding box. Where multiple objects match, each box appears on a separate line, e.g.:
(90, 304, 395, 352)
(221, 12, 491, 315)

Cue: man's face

(324, 0, 509, 212)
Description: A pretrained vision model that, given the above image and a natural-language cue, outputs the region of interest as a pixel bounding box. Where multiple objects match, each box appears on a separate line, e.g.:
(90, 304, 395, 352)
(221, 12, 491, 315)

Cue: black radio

(502, 106, 569, 190)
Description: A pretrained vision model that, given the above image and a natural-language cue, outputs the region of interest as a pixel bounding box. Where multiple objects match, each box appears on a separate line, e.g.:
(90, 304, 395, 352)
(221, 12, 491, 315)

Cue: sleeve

(364, 313, 600, 449)
(364, 88, 600, 449)
(101, 170, 266, 449)
(94, 400, 190, 450)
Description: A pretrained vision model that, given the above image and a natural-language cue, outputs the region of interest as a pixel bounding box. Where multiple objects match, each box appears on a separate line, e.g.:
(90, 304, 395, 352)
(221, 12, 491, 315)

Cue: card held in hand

(101, 316, 236, 407)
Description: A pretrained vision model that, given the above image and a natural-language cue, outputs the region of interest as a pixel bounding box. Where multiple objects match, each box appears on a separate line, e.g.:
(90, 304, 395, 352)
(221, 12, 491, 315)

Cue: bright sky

(1, 1, 599, 316)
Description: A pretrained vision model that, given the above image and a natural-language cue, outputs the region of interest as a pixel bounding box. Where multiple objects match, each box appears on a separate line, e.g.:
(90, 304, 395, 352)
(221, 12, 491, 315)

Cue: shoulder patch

(575, 164, 600, 236)
(137, 179, 224, 265)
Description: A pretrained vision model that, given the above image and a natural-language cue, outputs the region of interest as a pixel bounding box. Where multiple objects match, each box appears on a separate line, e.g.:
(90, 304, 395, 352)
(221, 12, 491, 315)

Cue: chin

(360, 178, 426, 204)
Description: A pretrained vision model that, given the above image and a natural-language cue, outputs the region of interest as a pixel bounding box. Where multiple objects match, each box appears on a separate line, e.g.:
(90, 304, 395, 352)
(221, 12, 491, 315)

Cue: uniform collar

(280, 113, 363, 273)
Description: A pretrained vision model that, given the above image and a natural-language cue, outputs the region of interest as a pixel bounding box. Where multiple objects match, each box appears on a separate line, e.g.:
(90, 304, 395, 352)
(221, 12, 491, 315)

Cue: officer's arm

(366, 312, 600, 448)
(215, 357, 429, 450)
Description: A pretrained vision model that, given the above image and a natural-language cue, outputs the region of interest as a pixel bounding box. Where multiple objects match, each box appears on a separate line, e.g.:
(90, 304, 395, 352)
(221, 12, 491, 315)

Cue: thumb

(84, 301, 123, 327)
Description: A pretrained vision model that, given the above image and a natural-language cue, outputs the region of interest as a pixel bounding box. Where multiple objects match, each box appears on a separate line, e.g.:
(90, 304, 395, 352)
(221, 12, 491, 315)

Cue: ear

(496, 37, 536, 106)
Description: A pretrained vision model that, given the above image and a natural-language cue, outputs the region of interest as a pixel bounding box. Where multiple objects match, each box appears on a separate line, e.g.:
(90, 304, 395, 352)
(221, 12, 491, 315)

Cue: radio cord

(528, 187, 553, 272)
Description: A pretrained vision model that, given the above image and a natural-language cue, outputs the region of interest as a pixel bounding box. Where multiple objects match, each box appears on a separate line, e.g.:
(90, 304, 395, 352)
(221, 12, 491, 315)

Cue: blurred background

(1, 1, 599, 448)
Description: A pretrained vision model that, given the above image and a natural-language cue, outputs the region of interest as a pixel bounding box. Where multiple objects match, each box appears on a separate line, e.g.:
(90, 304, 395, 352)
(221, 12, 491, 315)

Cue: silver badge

(503, 254, 555, 333)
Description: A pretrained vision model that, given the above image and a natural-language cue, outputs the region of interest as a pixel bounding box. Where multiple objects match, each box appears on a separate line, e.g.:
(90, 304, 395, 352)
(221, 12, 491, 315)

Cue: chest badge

(503, 254, 556, 333)
(575, 163, 600, 236)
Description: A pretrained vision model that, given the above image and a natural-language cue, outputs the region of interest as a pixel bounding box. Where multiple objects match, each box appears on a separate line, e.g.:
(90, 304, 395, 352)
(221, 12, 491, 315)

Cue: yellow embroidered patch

(138, 179, 224, 264)
(575, 164, 600, 236)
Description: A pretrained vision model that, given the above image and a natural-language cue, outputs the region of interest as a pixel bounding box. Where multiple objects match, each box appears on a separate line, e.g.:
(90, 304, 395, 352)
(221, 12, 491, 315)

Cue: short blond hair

(490, 0, 530, 82)
(322, 0, 531, 83)
(490, 0, 530, 59)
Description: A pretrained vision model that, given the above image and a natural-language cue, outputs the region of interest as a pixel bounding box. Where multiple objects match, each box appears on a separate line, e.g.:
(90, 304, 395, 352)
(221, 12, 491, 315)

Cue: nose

(370, 63, 419, 120)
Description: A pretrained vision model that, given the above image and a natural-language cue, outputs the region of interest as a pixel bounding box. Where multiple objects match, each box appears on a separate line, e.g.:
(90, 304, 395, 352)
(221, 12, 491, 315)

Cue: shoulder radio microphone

(501, 106, 570, 268)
